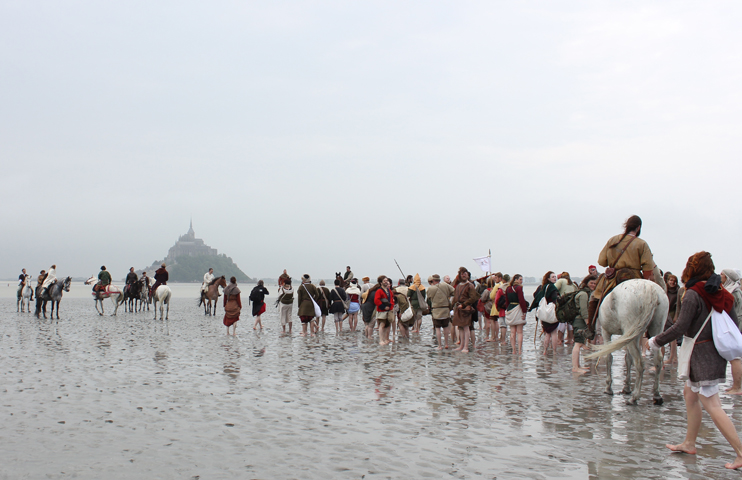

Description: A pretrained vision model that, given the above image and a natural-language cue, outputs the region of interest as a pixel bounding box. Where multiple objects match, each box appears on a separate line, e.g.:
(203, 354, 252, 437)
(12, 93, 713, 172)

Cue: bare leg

(516, 325, 524, 354)
(698, 392, 742, 468)
(435, 327, 443, 349)
(726, 359, 742, 394)
(667, 385, 701, 455)
(572, 342, 588, 373)
(288, 322, 292, 334)
(460, 328, 471, 353)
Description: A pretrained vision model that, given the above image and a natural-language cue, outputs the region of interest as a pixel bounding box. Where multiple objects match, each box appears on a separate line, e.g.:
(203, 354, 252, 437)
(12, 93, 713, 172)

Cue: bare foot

(486, 339, 494, 343)
(725, 388, 742, 395)
(437, 346, 443, 350)
(461, 349, 469, 353)
(725, 455, 742, 469)
(572, 367, 588, 374)
(666, 443, 697, 455)
(253, 327, 257, 330)
(300, 333, 306, 337)
(444, 345, 449, 349)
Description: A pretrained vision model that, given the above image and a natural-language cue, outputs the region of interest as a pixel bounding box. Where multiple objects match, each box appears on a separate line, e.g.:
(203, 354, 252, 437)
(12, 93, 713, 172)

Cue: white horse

(17, 280, 33, 313)
(85, 276, 124, 316)
(152, 285, 171, 320)
(585, 279, 669, 405)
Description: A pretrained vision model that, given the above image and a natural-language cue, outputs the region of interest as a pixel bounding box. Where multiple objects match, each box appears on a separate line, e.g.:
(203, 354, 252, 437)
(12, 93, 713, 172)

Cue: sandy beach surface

(3, 282, 742, 479)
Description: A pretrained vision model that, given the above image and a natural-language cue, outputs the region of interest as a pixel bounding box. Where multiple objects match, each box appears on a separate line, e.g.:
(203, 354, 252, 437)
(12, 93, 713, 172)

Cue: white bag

(677, 311, 713, 381)
(401, 304, 414, 322)
(711, 310, 742, 361)
(536, 297, 557, 324)
(303, 284, 322, 318)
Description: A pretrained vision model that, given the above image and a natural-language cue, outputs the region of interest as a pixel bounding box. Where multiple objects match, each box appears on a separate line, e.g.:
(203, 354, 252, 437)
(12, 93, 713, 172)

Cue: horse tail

(585, 297, 657, 360)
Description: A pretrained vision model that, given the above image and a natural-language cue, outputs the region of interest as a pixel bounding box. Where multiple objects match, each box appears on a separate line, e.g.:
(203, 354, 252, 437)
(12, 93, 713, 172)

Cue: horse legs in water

(603, 328, 614, 395)
(624, 338, 644, 405)
(95, 298, 104, 316)
(623, 352, 634, 395)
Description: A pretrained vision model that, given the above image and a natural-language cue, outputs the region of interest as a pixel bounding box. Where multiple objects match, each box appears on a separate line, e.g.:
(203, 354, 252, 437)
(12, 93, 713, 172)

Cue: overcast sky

(2, 1, 741, 282)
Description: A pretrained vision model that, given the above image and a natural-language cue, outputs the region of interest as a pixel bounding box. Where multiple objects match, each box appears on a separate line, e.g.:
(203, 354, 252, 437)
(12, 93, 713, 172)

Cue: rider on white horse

(202, 268, 214, 293)
(95, 266, 112, 299)
(18, 268, 32, 301)
(586, 215, 657, 338)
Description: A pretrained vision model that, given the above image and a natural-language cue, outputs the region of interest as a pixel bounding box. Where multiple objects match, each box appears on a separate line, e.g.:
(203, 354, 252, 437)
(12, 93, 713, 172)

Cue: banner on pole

(473, 255, 491, 273)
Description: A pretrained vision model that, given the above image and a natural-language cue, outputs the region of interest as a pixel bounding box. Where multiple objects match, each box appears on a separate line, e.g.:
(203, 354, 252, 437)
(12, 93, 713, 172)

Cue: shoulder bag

(416, 288, 430, 315)
(677, 311, 713, 381)
(302, 284, 322, 318)
(536, 284, 558, 324)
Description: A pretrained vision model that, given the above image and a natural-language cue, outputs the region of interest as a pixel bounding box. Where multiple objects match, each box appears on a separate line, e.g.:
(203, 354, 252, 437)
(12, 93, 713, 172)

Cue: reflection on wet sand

(3, 296, 742, 479)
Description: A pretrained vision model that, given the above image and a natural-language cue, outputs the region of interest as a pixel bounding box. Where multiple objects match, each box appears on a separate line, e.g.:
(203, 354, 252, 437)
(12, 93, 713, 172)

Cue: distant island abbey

(142, 221, 252, 283)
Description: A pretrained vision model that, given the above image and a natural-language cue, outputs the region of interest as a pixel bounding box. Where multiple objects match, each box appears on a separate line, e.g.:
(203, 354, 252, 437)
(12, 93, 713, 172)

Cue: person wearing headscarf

(721, 268, 742, 395)
(41, 264, 57, 295)
(223, 277, 242, 335)
(648, 252, 742, 469)
(407, 274, 427, 334)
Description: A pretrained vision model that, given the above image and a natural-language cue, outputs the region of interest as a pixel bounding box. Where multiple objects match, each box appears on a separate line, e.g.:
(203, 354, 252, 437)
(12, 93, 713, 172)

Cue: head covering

(302, 274, 311, 283)
(589, 265, 597, 270)
(431, 274, 441, 282)
(722, 268, 741, 294)
(161, 263, 166, 267)
(427, 276, 434, 284)
(409, 273, 425, 291)
(319, 280, 325, 286)
(362, 276, 370, 282)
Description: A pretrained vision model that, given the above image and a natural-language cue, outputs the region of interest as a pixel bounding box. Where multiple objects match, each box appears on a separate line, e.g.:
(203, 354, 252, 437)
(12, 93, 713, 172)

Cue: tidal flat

(2, 283, 742, 479)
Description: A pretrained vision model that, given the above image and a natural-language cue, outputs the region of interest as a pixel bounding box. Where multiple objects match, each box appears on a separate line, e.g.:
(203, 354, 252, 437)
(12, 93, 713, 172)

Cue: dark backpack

(496, 289, 508, 311)
(556, 288, 589, 323)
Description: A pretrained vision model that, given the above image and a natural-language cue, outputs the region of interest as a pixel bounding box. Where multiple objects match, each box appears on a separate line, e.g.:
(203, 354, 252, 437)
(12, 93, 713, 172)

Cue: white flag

(473, 255, 491, 273)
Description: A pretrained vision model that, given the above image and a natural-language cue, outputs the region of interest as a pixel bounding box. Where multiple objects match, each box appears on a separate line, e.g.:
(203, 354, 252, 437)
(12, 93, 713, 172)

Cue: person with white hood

(722, 268, 742, 394)
(40, 264, 57, 296)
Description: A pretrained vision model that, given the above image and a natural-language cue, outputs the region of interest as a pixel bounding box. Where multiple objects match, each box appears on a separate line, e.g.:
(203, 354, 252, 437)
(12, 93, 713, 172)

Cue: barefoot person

(249, 280, 269, 330)
(571, 275, 597, 373)
(505, 274, 528, 355)
(648, 252, 742, 470)
(452, 268, 478, 353)
(329, 279, 348, 335)
(427, 274, 454, 349)
(663, 274, 681, 366)
(345, 279, 361, 332)
(223, 277, 242, 336)
(374, 276, 395, 346)
(297, 274, 319, 337)
(277, 277, 294, 334)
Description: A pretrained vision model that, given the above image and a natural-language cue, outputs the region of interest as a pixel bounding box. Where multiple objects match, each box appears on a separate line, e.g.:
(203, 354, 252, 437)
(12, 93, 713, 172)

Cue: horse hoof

(621, 387, 632, 395)
(625, 398, 638, 406)
(604, 388, 614, 396)
(653, 397, 664, 405)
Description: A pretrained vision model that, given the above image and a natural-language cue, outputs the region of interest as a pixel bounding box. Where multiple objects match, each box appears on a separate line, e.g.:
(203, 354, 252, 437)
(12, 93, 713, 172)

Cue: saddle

(92, 284, 114, 298)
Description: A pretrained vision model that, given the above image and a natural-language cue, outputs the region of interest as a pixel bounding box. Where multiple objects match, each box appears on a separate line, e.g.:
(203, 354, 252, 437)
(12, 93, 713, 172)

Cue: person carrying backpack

(571, 275, 598, 373)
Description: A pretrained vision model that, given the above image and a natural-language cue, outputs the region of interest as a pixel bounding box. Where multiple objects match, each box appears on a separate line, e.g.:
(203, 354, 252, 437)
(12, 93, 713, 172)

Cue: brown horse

(335, 272, 349, 288)
(200, 276, 227, 315)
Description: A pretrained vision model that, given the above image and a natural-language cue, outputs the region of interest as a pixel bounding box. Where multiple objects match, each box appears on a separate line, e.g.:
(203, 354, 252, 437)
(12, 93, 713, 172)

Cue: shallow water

(3, 283, 742, 479)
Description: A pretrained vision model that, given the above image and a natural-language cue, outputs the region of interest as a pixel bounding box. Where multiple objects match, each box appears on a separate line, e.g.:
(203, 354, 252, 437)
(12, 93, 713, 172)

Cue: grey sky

(2, 2, 741, 282)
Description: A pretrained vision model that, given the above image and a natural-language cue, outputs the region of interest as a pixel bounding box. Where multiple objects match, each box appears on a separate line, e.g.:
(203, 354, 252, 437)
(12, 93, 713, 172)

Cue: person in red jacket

(374, 276, 395, 346)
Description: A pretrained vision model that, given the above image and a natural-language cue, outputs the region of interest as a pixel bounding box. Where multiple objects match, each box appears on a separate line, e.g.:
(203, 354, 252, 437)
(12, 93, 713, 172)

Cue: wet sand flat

(3, 285, 742, 479)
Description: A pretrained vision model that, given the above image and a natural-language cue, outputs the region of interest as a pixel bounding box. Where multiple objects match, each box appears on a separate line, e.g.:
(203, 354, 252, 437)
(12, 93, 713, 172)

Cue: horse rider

(201, 268, 215, 294)
(36, 270, 46, 298)
(343, 266, 354, 285)
(150, 263, 169, 297)
(94, 266, 112, 298)
(18, 268, 32, 301)
(141, 271, 151, 291)
(125, 267, 138, 295)
(585, 215, 656, 338)
(40, 264, 57, 298)
(278, 269, 290, 288)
